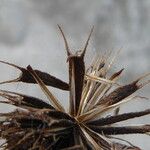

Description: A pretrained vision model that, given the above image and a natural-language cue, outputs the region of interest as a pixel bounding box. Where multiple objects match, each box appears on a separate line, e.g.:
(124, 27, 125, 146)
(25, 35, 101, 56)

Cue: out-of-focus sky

(0, 0, 150, 149)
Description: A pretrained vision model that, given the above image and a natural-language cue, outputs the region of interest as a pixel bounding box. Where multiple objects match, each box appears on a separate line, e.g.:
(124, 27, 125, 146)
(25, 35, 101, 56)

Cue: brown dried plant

(0, 26, 150, 150)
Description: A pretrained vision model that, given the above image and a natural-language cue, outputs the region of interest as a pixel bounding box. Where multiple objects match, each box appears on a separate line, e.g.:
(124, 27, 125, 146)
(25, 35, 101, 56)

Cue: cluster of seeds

(0, 26, 149, 150)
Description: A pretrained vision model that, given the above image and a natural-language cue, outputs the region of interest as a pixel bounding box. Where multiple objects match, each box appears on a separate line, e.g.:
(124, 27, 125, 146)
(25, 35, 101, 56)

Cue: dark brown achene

(0, 26, 149, 150)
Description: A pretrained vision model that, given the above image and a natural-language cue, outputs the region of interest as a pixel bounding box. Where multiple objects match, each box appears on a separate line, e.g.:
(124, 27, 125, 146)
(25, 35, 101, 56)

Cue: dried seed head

(0, 27, 149, 150)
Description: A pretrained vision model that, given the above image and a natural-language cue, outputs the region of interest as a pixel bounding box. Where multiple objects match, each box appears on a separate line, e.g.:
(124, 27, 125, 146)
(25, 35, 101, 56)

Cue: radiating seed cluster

(0, 26, 149, 150)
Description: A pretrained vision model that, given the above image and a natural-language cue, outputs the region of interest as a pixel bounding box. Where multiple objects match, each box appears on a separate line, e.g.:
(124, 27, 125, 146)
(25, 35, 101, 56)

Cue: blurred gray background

(0, 0, 150, 149)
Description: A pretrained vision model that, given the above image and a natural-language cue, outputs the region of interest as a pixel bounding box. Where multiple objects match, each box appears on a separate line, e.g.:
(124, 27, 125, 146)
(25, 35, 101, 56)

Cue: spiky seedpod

(0, 26, 149, 150)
